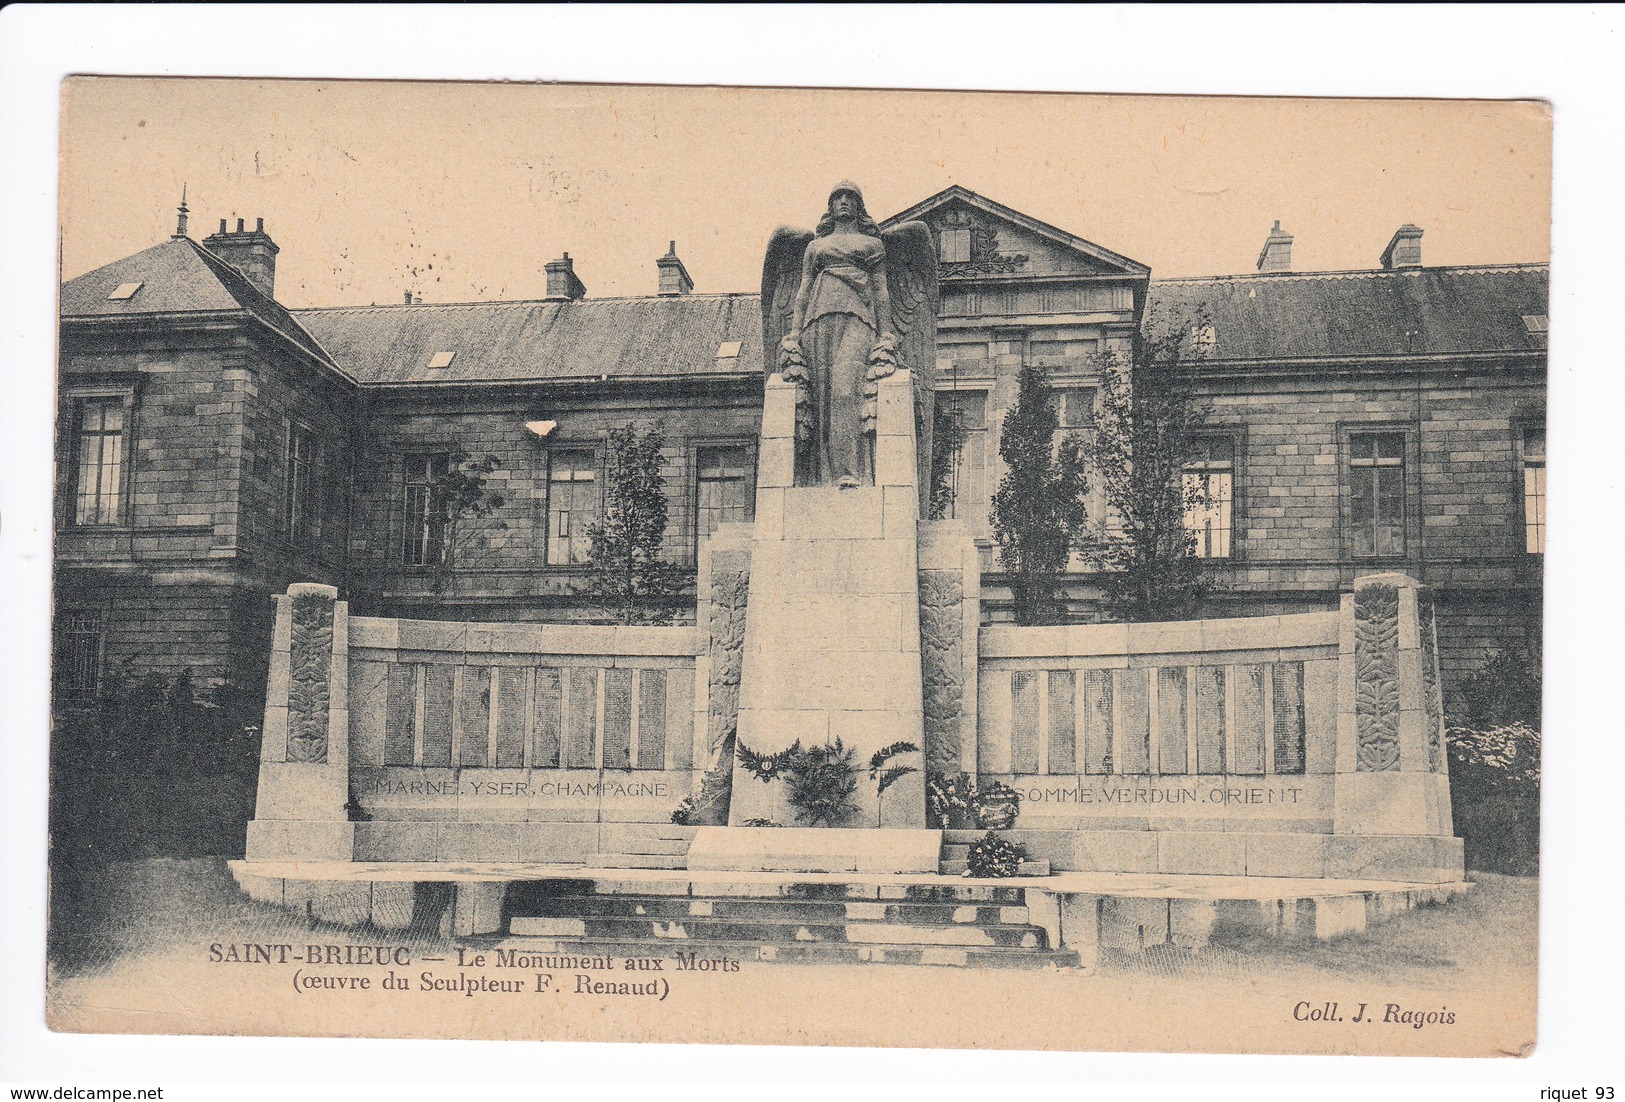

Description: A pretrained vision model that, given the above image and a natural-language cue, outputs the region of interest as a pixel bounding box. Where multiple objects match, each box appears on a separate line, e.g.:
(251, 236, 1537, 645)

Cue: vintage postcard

(45, 78, 1548, 1057)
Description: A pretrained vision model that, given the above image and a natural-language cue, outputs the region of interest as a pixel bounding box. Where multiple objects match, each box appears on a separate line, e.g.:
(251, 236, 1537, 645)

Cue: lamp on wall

(525, 420, 558, 439)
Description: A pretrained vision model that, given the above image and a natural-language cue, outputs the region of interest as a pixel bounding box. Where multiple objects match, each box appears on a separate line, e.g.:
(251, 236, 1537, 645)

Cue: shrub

(1453, 642, 1542, 729)
(737, 738, 860, 827)
(1447, 722, 1540, 876)
(966, 831, 1026, 878)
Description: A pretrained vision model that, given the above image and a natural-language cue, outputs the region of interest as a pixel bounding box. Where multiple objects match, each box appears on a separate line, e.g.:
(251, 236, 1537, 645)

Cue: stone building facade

(53, 189, 1546, 715)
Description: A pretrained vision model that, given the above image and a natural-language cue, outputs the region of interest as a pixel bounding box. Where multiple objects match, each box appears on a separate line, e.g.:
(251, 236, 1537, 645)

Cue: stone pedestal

(729, 370, 927, 829)
(687, 826, 940, 873)
(244, 582, 355, 860)
(1332, 573, 1455, 839)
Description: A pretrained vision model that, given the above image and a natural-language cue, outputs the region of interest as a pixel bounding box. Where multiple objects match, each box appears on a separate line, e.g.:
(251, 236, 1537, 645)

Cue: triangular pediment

(883, 185, 1149, 281)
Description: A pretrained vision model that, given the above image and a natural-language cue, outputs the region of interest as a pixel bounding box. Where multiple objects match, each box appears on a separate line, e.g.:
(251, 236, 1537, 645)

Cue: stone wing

(760, 226, 813, 376)
(883, 220, 940, 504)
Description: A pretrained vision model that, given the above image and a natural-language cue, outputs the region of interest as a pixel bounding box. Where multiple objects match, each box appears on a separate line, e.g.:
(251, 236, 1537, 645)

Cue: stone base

(686, 826, 942, 874)
(245, 819, 355, 861)
(941, 827, 1463, 884)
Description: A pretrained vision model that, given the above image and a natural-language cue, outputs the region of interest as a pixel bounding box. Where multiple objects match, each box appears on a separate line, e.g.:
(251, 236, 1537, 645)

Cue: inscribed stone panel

(602, 668, 633, 770)
(421, 665, 455, 767)
(1272, 661, 1306, 774)
(458, 666, 491, 767)
(1157, 666, 1189, 774)
(532, 668, 562, 768)
(1082, 669, 1114, 775)
(637, 669, 668, 770)
(383, 663, 417, 767)
(666, 668, 694, 771)
(1048, 670, 1076, 774)
(566, 667, 599, 769)
(1010, 670, 1040, 775)
(1195, 665, 1226, 774)
(1118, 669, 1150, 774)
(495, 667, 527, 768)
(1234, 664, 1267, 775)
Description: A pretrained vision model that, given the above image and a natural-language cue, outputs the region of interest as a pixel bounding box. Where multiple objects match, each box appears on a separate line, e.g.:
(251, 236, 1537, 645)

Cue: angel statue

(762, 182, 938, 493)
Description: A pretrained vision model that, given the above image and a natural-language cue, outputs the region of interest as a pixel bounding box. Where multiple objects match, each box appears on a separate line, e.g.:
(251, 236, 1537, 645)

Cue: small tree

(1085, 311, 1216, 622)
(428, 448, 507, 595)
(990, 365, 1090, 625)
(586, 422, 686, 625)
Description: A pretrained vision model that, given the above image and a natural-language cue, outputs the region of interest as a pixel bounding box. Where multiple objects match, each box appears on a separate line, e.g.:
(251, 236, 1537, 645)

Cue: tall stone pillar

(1332, 572, 1454, 838)
(727, 370, 927, 828)
(244, 582, 355, 860)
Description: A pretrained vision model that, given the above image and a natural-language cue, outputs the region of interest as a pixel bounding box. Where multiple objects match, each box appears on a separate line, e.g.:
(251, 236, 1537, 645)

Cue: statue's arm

(788, 247, 816, 341)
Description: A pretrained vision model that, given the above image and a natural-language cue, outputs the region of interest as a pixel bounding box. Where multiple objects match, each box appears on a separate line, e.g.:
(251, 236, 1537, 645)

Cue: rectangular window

(1055, 387, 1097, 429)
(73, 399, 125, 525)
(940, 226, 971, 264)
(696, 445, 751, 545)
(934, 390, 988, 523)
(1184, 436, 1235, 558)
(402, 453, 449, 566)
(546, 449, 597, 566)
(284, 422, 318, 545)
(57, 610, 104, 697)
(1522, 424, 1546, 554)
(1349, 431, 1406, 557)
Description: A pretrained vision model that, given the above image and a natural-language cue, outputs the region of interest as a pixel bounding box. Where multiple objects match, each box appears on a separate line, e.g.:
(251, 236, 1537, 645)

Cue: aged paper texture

(46, 77, 1548, 1058)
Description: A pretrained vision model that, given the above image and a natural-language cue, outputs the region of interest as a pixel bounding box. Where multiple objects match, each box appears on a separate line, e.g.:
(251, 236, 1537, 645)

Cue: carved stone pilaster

(1333, 573, 1457, 842)
(286, 590, 335, 763)
(1418, 591, 1446, 774)
(918, 568, 964, 773)
(1353, 581, 1401, 772)
(691, 569, 749, 825)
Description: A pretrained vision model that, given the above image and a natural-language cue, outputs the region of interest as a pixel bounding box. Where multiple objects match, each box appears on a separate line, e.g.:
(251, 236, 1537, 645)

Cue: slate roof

(60, 236, 338, 369)
(293, 294, 763, 386)
(62, 233, 1547, 386)
(1147, 264, 1548, 361)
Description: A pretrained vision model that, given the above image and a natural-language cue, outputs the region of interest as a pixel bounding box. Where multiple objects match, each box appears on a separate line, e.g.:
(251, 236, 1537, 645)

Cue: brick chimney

(203, 217, 280, 299)
(1256, 220, 1293, 272)
(545, 252, 587, 301)
(656, 240, 693, 296)
(1381, 224, 1424, 270)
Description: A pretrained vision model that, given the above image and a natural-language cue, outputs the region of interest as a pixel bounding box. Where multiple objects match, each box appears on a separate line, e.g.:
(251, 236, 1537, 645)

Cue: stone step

(512, 895, 1029, 927)
(505, 878, 1027, 906)
(586, 853, 687, 869)
(487, 935, 1079, 970)
(597, 827, 694, 856)
(938, 860, 1052, 877)
(507, 913, 1048, 948)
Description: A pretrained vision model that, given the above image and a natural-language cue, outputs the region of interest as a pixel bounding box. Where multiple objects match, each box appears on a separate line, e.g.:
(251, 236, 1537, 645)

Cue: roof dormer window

(107, 282, 142, 301)
(427, 351, 456, 369)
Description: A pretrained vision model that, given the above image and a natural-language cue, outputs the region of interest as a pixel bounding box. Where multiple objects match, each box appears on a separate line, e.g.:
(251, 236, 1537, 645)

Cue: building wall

(1189, 359, 1546, 706)
(344, 379, 763, 622)
(54, 320, 355, 700)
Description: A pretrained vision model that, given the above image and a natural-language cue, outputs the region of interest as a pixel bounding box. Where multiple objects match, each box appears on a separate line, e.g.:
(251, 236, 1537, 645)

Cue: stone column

(729, 369, 927, 828)
(917, 519, 981, 778)
(245, 582, 355, 861)
(1332, 572, 1454, 838)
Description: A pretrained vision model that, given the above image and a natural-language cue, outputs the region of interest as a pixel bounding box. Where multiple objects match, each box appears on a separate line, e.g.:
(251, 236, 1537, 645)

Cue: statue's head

(817, 181, 880, 238)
